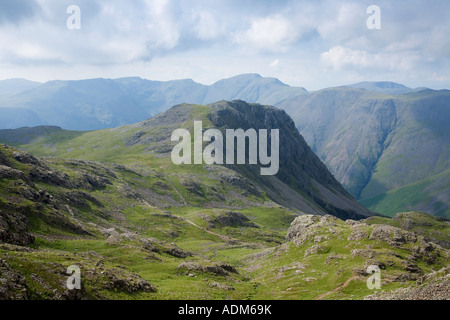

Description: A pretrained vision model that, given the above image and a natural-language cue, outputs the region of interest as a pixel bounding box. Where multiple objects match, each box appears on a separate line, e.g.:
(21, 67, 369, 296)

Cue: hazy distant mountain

(202, 73, 308, 105)
(0, 78, 41, 96)
(0, 74, 307, 130)
(0, 78, 149, 130)
(1, 74, 447, 217)
(347, 81, 427, 94)
(0, 108, 43, 129)
(279, 87, 450, 217)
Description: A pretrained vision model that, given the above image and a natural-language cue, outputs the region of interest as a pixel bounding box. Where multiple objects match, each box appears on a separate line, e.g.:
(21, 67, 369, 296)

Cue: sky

(0, 0, 449, 91)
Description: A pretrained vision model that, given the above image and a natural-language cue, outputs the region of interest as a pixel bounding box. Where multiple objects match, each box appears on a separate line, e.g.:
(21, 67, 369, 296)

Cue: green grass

(244, 216, 449, 300)
(360, 169, 450, 218)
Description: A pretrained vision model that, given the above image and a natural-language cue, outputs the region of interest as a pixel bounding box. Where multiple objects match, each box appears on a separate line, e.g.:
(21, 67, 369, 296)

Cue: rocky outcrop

(365, 267, 450, 300)
(0, 247, 157, 300)
(0, 258, 28, 300)
(164, 247, 193, 258)
(393, 212, 450, 248)
(286, 214, 341, 246)
(211, 211, 259, 228)
(0, 148, 11, 166)
(0, 209, 34, 246)
(208, 100, 374, 219)
(178, 262, 238, 276)
(369, 224, 418, 246)
(0, 165, 28, 182)
(102, 269, 156, 293)
(284, 214, 448, 291)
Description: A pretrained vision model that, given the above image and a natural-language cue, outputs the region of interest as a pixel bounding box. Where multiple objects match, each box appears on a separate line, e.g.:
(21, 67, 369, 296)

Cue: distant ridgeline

(0, 100, 374, 220)
(0, 75, 448, 217)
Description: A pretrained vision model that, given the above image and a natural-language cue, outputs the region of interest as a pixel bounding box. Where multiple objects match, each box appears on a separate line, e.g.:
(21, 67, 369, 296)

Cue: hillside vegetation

(279, 88, 450, 217)
(1, 101, 448, 300)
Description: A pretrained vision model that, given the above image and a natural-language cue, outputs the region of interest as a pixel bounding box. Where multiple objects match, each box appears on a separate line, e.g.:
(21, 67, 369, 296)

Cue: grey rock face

(369, 225, 417, 245)
(0, 259, 29, 300)
(285, 215, 319, 243)
(211, 211, 259, 228)
(178, 261, 238, 276)
(0, 209, 35, 246)
(365, 267, 450, 300)
(208, 100, 374, 219)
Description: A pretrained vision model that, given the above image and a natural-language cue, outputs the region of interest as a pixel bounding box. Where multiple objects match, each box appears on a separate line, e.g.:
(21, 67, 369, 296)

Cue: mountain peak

(0, 78, 41, 96)
(348, 81, 420, 94)
(129, 100, 374, 219)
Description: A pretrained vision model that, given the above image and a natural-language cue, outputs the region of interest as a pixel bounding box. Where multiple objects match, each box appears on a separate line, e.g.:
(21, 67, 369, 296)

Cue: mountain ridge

(279, 87, 450, 217)
(0, 74, 308, 130)
(0, 102, 448, 300)
(348, 81, 429, 94)
(0, 74, 447, 217)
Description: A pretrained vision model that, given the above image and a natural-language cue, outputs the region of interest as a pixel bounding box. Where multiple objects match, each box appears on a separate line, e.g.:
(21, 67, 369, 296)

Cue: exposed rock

(393, 212, 450, 248)
(324, 253, 343, 265)
(369, 225, 416, 245)
(126, 131, 147, 146)
(12, 150, 42, 167)
(117, 184, 140, 199)
(209, 282, 234, 291)
(164, 246, 193, 258)
(365, 268, 450, 300)
(211, 211, 258, 228)
(0, 165, 28, 182)
(0, 147, 11, 166)
(180, 179, 204, 197)
(345, 219, 360, 226)
(102, 269, 156, 293)
(73, 173, 112, 190)
(351, 249, 377, 259)
(0, 258, 28, 300)
(285, 214, 344, 247)
(29, 167, 73, 188)
(140, 238, 161, 253)
(219, 173, 261, 197)
(347, 227, 369, 241)
(314, 235, 330, 243)
(393, 212, 433, 229)
(106, 235, 120, 245)
(0, 209, 35, 246)
(178, 262, 238, 276)
(276, 262, 306, 278)
(304, 245, 328, 257)
(65, 191, 103, 208)
(103, 228, 120, 237)
(285, 214, 319, 243)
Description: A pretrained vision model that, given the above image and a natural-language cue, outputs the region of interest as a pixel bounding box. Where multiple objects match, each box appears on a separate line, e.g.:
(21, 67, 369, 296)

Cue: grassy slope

(1, 153, 448, 299)
(0, 151, 295, 299)
(359, 169, 450, 218)
(248, 215, 449, 300)
(281, 89, 449, 216)
(1, 103, 448, 299)
(0, 103, 302, 299)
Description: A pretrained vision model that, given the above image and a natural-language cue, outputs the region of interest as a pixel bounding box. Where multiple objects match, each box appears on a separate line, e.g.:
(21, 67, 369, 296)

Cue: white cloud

(0, 0, 449, 90)
(192, 11, 223, 40)
(321, 45, 421, 75)
(269, 59, 280, 68)
(234, 14, 299, 52)
(321, 46, 374, 70)
(317, 2, 364, 43)
(144, 0, 180, 50)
